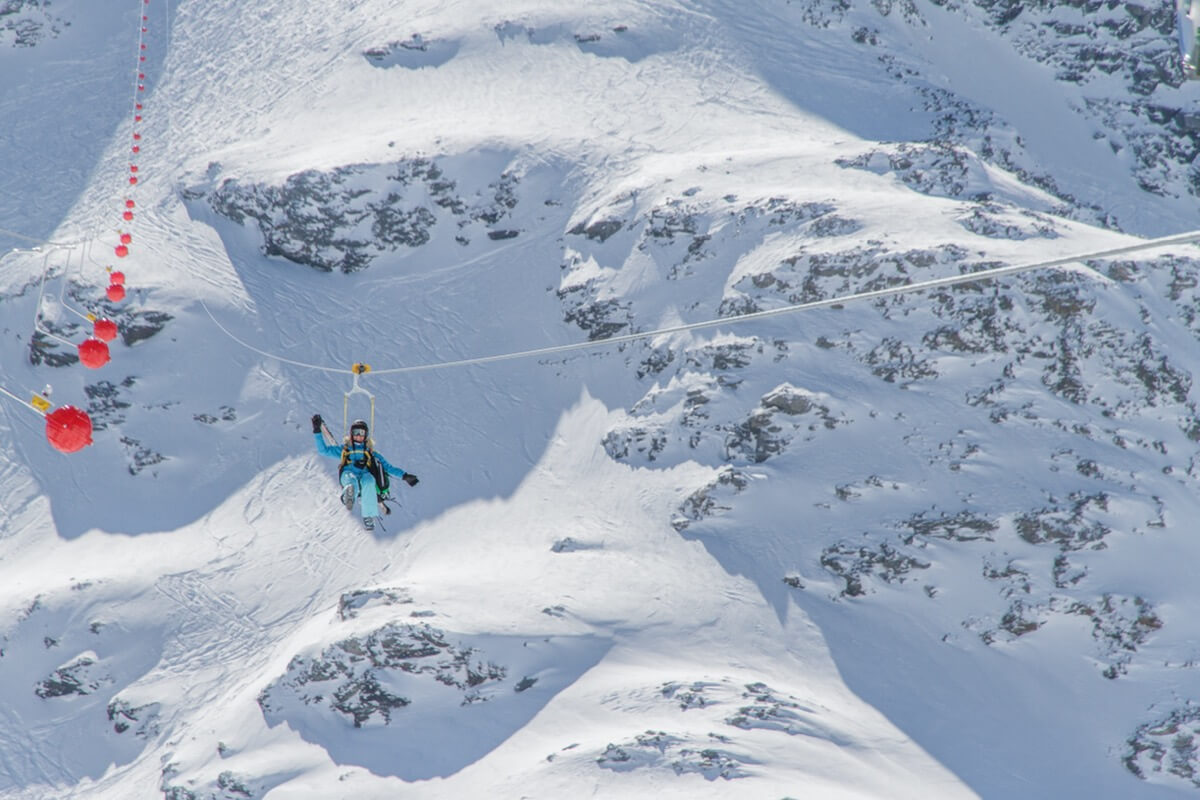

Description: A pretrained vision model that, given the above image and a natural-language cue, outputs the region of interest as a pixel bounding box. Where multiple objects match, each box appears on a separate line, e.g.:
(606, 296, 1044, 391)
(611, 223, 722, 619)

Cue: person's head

(350, 419, 368, 444)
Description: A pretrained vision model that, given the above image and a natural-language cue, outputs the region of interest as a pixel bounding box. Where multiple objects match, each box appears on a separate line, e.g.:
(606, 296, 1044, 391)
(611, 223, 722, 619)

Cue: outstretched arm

(312, 413, 343, 458)
(374, 452, 407, 477)
(376, 452, 418, 485)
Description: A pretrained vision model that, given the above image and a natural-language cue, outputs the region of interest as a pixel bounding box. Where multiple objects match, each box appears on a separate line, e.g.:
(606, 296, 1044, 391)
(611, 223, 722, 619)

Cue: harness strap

(339, 442, 374, 470)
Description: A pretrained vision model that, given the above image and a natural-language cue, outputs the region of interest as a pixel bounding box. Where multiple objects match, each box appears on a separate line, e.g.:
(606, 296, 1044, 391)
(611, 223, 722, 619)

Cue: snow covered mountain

(2, 0, 1200, 797)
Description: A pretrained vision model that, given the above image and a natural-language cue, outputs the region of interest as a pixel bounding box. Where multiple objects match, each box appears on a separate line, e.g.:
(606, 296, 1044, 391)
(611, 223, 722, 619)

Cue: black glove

(311, 414, 323, 434)
(402, 473, 419, 487)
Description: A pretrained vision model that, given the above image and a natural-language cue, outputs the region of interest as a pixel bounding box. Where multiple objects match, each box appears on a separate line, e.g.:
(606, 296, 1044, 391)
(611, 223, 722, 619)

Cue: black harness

(339, 442, 390, 494)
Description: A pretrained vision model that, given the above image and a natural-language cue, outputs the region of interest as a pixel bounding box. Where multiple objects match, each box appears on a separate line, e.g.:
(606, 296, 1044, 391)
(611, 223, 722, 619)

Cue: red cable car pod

(106, 283, 127, 302)
(45, 406, 93, 453)
(115, 244, 129, 258)
(93, 318, 118, 342)
(120, 233, 132, 245)
(109, 271, 126, 285)
(78, 337, 111, 369)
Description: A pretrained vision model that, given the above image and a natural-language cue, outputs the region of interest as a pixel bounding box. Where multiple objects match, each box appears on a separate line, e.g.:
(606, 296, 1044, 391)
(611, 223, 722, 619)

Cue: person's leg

(358, 473, 379, 518)
(339, 470, 358, 509)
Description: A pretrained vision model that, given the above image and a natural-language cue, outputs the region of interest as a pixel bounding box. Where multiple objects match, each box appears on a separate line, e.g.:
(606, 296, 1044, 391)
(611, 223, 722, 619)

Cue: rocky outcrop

(258, 621, 507, 727)
(191, 158, 524, 272)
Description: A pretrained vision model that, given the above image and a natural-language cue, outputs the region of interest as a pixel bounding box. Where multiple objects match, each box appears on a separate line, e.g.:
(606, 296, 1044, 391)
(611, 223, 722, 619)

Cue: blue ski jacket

(314, 434, 409, 480)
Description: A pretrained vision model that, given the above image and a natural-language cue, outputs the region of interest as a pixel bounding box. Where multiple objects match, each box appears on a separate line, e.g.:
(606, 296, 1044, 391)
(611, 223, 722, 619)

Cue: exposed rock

(85, 378, 134, 430)
(363, 34, 460, 69)
(119, 435, 167, 476)
(1126, 703, 1200, 787)
(558, 286, 632, 341)
(596, 729, 750, 779)
(672, 466, 751, 531)
(107, 698, 161, 737)
(196, 159, 522, 273)
(900, 509, 998, 543)
(1015, 492, 1111, 551)
(121, 310, 173, 346)
(725, 385, 840, 463)
(193, 405, 236, 425)
(659, 680, 716, 711)
(1063, 593, 1162, 679)
(259, 622, 507, 728)
(820, 538, 931, 596)
(568, 218, 624, 242)
(725, 681, 818, 736)
(337, 588, 413, 621)
(35, 651, 110, 698)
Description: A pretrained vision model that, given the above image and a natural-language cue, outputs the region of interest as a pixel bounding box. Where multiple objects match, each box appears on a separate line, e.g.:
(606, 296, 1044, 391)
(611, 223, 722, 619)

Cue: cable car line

(201, 229, 1200, 380)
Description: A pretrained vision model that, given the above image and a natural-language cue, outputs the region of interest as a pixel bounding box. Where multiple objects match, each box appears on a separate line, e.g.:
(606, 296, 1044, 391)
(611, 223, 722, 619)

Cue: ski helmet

(350, 419, 369, 439)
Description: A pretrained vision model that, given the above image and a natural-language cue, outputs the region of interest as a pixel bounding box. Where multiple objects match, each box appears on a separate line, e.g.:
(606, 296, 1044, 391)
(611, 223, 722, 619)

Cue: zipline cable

(201, 229, 1200, 378)
(199, 299, 353, 375)
(0, 384, 45, 414)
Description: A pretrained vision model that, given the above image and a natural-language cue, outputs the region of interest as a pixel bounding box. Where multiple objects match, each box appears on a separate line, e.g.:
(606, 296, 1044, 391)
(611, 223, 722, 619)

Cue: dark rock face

(363, 34, 460, 69)
(258, 622, 507, 728)
(35, 653, 107, 698)
(194, 159, 524, 273)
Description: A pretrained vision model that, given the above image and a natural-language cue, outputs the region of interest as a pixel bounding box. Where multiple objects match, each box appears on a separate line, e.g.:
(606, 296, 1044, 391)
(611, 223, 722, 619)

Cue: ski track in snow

(154, 573, 266, 667)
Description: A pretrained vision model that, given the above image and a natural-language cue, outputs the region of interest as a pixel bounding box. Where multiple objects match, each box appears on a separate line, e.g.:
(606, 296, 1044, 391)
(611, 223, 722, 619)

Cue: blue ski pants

(340, 469, 380, 518)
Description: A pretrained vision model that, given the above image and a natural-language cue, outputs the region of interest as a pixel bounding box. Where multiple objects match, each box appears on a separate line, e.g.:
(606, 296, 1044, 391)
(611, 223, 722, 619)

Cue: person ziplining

(311, 414, 419, 530)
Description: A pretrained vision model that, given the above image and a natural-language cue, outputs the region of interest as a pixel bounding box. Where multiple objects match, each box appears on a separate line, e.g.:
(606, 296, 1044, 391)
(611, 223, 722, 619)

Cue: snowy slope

(2, 0, 1200, 798)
